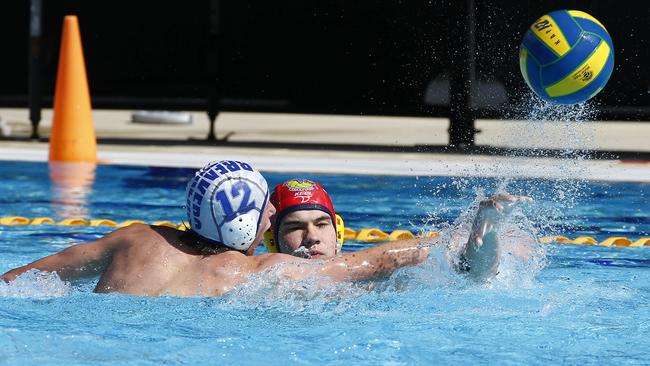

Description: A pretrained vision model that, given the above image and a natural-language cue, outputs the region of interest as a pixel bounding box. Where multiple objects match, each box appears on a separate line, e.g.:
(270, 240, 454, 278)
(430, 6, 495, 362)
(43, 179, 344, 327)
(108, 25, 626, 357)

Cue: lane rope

(1, 216, 648, 247)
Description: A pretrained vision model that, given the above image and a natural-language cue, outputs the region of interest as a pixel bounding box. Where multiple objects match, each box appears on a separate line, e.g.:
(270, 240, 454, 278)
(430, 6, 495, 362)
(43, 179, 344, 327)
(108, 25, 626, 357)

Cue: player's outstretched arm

(459, 195, 532, 280)
(320, 238, 432, 281)
(256, 238, 434, 282)
(1, 226, 128, 282)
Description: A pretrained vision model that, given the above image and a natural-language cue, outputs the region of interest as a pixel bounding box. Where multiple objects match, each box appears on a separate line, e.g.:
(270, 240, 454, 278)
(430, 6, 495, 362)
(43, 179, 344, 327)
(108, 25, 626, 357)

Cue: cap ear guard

(264, 214, 345, 254)
(263, 230, 279, 253)
(335, 214, 345, 253)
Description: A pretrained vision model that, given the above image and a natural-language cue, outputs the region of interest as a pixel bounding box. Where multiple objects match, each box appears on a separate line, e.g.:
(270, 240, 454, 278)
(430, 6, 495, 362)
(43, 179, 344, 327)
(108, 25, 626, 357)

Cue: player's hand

(472, 195, 533, 239)
(479, 194, 533, 217)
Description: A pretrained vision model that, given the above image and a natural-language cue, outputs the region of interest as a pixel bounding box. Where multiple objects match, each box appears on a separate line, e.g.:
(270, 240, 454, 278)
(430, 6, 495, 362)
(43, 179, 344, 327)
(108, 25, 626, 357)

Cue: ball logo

(580, 69, 593, 82)
(534, 19, 552, 32)
(532, 17, 564, 48)
(284, 179, 316, 191)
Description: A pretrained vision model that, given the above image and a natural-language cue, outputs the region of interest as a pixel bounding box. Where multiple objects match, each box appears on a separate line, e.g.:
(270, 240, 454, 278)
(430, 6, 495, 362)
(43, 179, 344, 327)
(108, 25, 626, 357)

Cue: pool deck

(0, 108, 649, 182)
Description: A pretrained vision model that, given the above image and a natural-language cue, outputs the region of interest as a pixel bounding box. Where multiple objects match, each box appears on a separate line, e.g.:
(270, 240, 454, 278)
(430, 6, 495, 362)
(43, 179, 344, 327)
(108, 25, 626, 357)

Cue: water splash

(428, 190, 547, 289)
(220, 197, 544, 315)
(214, 243, 465, 316)
(0, 269, 71, 299)
(489, 225, 547, 288)
(518, 97, 598, 237)
(411, 97, 592, 285)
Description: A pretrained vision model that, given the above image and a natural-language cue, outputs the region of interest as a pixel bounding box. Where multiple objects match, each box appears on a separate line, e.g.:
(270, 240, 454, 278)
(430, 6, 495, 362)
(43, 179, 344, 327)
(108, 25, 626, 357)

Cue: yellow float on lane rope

(30, 217, 57, 225)
(0, 217, 30, 225)
(0, 216, 648, 247)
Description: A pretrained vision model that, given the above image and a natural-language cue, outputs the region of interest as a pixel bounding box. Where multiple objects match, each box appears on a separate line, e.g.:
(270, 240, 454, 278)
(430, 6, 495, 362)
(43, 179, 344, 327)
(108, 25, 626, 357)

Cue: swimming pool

(1, 160, 649, 364)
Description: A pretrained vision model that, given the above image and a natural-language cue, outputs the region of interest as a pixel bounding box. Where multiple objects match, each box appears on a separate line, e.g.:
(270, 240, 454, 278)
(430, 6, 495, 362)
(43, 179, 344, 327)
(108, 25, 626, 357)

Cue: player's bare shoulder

(205, 250, 253, 272)
(110, 223, 157, 239)
(251, 252, 306, 272)
(85, 223, 155, 251)
(105, 224, 185, 255)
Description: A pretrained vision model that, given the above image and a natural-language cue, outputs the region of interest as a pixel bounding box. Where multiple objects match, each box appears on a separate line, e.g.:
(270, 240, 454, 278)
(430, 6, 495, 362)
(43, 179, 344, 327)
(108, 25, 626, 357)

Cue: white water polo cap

(186, 160, 269, 251)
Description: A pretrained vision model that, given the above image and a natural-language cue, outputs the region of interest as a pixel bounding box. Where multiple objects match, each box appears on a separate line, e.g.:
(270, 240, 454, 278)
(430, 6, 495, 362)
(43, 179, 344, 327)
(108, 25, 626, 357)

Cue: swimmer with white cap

(2, 160, 277, 296)
(2, 161, 532, 296)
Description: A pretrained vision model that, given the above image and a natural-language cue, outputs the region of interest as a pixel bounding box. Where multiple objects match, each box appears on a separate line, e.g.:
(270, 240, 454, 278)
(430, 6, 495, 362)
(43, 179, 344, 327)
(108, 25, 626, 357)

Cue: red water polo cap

(270, 179, 336, 243)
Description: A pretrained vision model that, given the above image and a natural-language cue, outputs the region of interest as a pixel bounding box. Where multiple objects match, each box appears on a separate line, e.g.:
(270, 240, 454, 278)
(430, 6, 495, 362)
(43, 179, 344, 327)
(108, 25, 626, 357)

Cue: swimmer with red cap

(266, 178, 534, 278)
(268, 179, 343, 259)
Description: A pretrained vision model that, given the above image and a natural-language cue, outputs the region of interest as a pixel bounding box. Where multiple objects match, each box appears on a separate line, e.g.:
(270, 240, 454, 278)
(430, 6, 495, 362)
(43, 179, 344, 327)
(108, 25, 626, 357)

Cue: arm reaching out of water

(1, 227, 124, 282)
(256, 237, 434, 282)
(317, 238, 432, 281)
(459, 194, 533, 280)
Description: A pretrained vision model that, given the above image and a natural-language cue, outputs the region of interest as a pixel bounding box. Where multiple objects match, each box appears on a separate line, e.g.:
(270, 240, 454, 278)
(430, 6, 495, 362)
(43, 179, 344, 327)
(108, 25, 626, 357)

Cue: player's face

(278, 210, 338, 259)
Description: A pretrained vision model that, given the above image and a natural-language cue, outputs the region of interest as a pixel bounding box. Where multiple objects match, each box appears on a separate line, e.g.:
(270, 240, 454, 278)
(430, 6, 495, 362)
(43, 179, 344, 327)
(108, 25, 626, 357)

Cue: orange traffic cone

(49, 15, 96, 163)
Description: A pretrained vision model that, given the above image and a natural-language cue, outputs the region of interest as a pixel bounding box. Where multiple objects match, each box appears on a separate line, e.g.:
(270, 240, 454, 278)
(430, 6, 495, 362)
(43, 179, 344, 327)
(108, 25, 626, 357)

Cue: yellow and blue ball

(519, 10, 614, 105)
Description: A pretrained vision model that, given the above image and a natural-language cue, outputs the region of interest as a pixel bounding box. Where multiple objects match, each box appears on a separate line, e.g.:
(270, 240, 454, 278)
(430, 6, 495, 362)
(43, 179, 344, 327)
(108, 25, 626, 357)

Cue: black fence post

(28, 0, 42, 140)
(206, 0, 221, 141)
(448, 0, 477, 147)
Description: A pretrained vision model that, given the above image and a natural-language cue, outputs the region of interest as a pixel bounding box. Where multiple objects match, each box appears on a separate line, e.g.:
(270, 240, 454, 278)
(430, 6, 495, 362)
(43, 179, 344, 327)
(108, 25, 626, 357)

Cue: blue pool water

(0, 160, 649, 365)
